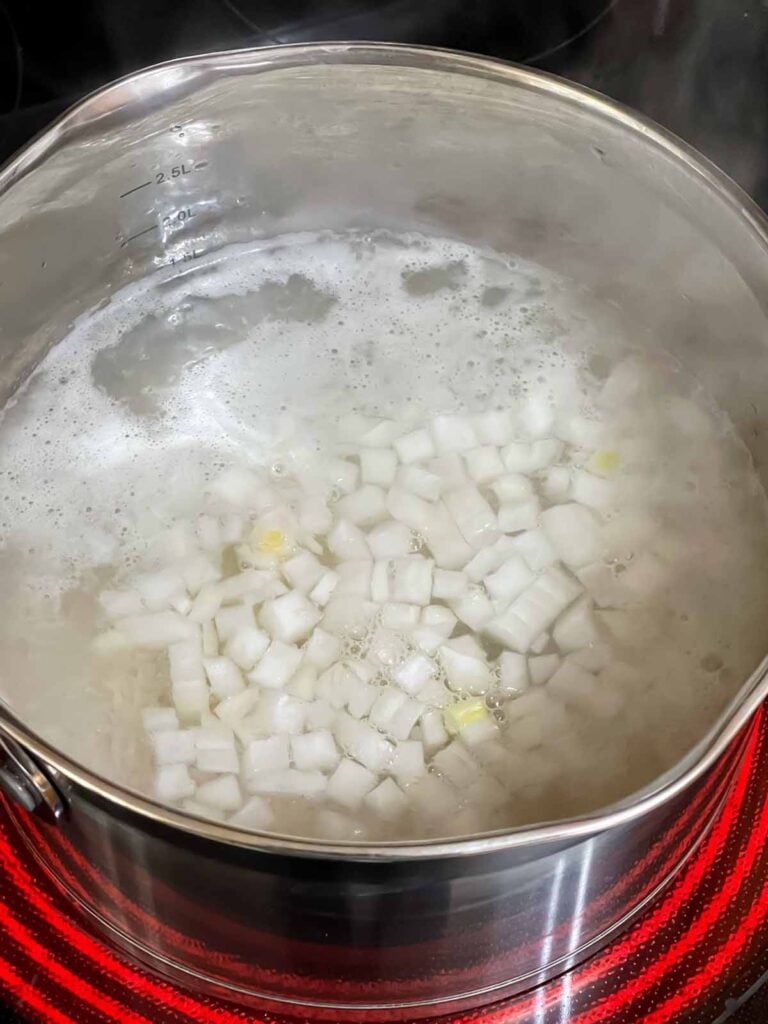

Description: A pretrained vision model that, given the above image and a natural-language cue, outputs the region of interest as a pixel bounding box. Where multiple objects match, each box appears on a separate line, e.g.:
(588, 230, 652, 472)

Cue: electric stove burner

(0, 710, 767, 1023)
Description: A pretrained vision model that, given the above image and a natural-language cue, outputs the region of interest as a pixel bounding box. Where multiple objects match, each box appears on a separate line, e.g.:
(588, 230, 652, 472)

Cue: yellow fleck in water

(591, 449, 621, 475)
(445, 699, 489, 734)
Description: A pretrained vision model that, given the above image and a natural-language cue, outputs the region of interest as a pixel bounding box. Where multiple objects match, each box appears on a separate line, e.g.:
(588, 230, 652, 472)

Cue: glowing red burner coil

(0, 710, 766, 1024)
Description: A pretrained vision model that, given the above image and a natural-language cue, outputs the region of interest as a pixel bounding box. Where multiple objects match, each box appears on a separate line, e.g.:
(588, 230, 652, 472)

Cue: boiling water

(0, 231, 767, 837)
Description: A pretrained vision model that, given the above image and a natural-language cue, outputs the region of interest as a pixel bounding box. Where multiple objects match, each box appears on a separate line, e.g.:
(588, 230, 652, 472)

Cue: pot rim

(2, 41, 768, 861)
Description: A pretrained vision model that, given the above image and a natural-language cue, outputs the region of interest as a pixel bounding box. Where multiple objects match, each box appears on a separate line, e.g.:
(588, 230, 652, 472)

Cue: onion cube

(497, 499, 541, 534)
(360, 449, 398, 487)
(327, 519, 371, 560)
(518, 395, 556, 439)
(249, 640, 302, 689)
(451, 586, 494, 631)
(432, 569, 468, 600)
(475, 409, 514, 446)
(291, 730, 340, 772)
(348, 723, 394, 772)
(484, 555, 536, 604)
(195, 723, 235, 750)
(530, 631, 549, 654)
(392, 740, 426, 781)
(552, 596, 602, 653)
(316, 809, 363, 839)
(502, 439, 563, 473)
(529, 653, 561, 686)
(485, 566, 582, 652)
(322, 597, 377, 637)
(203, 656, 245, 699)
(225, 626, 270, 671)
(142, 707, 179, 733)
(491, 473, 535, 504)
(243, 735, 290, 776)
(394, 429, 435, 464)
(421, 605, 457, 637)
(326, 457, 359, 494)
(367, 521, 413, 559)
(547, 661, 622, 719)
(327, 759, 377, 809)
(407, 775, 456, 821)
(188, 584, 223, 623)
(381, 602, 421, 630)
(411, 627, 446, 655)
(389, 697, 425, 741)
(512, 529, 559, 571)
(439, 639, 492, 693)
(154, 764, 195, 802)
(249, 770, 326, 798)
(393, 653, 436, 694)
(172, 679, 209, 723)
(304, 628, 341, 669)
(260, 591, 322, 643)
(196, 747, 240, 774)
(214, 605, 254, 643)
(498, 651, 529, 695)
(568, 644, 612, 672)
(556, 414, 605, 448)
(119, 611, 198, 648)
(309, 570, 339, 607)
(151, 729, 196, 766)
(201, 619, 218, 657)
(214, 687, 260, 724)
(571, 470, 616, 511)
(168, 636, 204, 685)
(443, 485, 498, 549)
(305, 699, 336, 730)
(134, 569, 187, 612)
(369, 688, 408, 732)
(99, 589, 144, 620)
(228, 795, 274, 829)
(317, 664, 356, 709)
(465, 446, 505, 484)
(345, 676, 378, 720)
(541, 503, 604, 569)
(420, 709, 449, 753)
(359, 419, 405, 447)
(371, 561, 393, 603)
(283, 551, 325, 592)
(465, 536, 517, 582)
(433, 741, 481, 786)
(286, 664, 317, 701)
(210, 467, 265, 509)
(540, 466, 571, 502)
(336, 485, 388, 527)
(392, 557, 433, 605)
(252, 692, 306, 735)
(195, 775, 242, 812)
(298, 494, 333, 536)
(461, 716, 498, 747)
(179, 554, 221, 595)
(364, 778, 409, 820)
(386, 488, 472, 570)
(431, 414, 478, 454)
(429, 453, 469, 488)
(396, 465, 443, 501)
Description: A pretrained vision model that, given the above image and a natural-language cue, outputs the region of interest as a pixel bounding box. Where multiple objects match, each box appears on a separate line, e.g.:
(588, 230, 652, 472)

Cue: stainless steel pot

(1, 43, 768, 1019)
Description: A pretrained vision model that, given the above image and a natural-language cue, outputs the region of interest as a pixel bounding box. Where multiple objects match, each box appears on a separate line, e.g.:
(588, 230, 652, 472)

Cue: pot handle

(0, 734, 65, 823)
